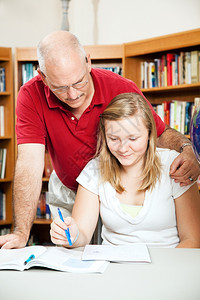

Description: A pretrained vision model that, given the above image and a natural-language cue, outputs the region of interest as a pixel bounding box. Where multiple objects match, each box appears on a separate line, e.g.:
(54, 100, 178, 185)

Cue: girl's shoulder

(156, 148, 179, 166)
(76, 158, 100, 195)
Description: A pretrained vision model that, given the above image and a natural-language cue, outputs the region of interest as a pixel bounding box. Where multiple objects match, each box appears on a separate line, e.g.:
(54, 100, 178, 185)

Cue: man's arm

(0, 143, 45, 249)
(157, 125, 200, 186)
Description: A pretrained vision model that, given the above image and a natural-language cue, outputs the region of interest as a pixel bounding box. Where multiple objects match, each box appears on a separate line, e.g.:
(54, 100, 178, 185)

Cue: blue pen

(24, 254, 35, 265)
(58, 208, 72, 246)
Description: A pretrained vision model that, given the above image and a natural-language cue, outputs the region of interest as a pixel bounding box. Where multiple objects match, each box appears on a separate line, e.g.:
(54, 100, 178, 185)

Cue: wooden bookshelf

(0, 47, 14, 231)
(123, 28, 200, 104)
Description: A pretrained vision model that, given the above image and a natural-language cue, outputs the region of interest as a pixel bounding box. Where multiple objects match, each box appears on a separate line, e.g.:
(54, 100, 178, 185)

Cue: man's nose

(66, 86, 79, 98)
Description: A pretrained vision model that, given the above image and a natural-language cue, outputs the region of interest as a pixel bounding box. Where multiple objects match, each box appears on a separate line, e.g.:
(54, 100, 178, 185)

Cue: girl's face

(105, 114, 149, 169)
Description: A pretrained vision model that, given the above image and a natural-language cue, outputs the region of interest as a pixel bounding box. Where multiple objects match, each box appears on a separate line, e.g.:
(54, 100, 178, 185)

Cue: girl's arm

(50, 184, 100, 248)
(175, 183, 200, 248)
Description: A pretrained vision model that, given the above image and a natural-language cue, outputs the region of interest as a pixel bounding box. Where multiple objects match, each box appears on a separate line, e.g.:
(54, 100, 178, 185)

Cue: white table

(0, 248, 200, 300)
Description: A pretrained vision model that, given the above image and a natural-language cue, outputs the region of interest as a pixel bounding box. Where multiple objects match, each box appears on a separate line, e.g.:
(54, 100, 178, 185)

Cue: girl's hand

(50, 216, 79, 247)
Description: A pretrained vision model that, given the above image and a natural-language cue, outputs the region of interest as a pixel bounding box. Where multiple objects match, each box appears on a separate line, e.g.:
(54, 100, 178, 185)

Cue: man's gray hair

(37, 31, 86, 73)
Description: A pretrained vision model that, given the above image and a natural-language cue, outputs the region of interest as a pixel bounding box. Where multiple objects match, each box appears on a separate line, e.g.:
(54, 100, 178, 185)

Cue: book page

(28, 246, 109, 273)
(82, 244, 151, 263)
(0, 246, 47, 271)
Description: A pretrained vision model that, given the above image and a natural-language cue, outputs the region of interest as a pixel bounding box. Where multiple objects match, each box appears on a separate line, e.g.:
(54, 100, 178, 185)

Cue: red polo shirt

(16, 68, 165, 191)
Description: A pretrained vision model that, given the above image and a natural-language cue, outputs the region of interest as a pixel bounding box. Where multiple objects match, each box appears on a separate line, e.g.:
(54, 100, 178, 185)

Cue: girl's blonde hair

(96, 93, 161, 193)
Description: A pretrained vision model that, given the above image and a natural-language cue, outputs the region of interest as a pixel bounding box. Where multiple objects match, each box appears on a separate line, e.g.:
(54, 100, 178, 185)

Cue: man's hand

(0, 231, 28, 249)
(170, 147, 200, 186)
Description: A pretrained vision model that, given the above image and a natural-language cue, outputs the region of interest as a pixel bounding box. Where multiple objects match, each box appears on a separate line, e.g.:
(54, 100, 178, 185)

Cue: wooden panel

(15, 44, 123, 62)
(124, 28, 200, 56)
(0, 47, 11, 61)
(15, 47, 37, 61)
(84, 44, 122, 59)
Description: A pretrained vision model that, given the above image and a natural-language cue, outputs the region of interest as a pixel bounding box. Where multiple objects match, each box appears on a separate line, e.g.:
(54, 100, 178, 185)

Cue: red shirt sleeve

(16, 85, 46, 145)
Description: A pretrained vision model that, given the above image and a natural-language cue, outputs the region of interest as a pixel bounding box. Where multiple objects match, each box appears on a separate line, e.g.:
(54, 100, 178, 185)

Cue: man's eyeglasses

(51, 79, 88, 94)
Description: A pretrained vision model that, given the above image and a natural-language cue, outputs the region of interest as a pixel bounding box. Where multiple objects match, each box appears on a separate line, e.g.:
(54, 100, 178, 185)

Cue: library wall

(0, 0, 200, 47)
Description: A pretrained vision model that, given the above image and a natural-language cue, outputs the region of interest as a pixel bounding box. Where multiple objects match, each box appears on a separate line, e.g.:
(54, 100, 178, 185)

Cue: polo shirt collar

(44, 85, 63, 109)
(90, 68, 105, 106)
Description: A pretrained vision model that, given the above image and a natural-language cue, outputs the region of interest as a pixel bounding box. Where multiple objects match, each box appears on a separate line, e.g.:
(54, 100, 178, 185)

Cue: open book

(0, 245, 109, 273)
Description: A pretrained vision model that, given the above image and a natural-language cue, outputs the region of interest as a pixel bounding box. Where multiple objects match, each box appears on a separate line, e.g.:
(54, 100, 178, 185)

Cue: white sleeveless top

(76, 148, 194, 248)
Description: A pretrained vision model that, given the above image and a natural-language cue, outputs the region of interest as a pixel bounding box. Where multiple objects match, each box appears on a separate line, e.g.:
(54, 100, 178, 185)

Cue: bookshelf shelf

(0, 220, 12, 226)
(0, 47, 14, 231)
(0, 136, 12, 140)
(141, 82, 200, 93)
(0, 92, 11, 96)
(0, 178, 12, 183)
(42, 177, 50, 182)
(34, 219, 52, 225)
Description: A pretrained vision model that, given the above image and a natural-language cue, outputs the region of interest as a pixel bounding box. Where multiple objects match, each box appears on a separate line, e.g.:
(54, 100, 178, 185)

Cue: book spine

(0, 68, 6, 92)
(0, 148, 7, 179)
(0, 106, 5, 136)
(191, 50, 199, 83)
(0, 190, 6, 220)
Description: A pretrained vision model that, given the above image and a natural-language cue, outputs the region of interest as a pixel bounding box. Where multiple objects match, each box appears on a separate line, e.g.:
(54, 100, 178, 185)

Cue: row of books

(0, 67, 5, 92)
(141, 50, 200, 89)
(153, 97, 200, 135)
(99, 66, 122, 76)
(36, 192, 51, 220)
(21, 64, 123, 85)
(22, 63, 38, 85)
(0, 190, 6, 220)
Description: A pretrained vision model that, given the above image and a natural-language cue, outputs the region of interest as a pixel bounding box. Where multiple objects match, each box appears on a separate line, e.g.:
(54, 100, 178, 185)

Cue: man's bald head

(37, 31, 86, 74)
